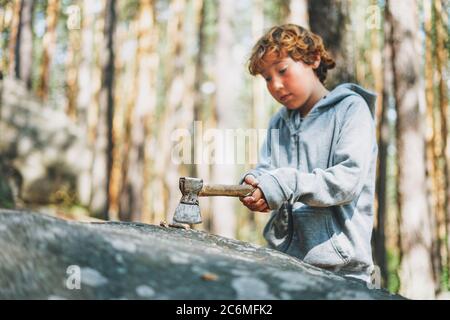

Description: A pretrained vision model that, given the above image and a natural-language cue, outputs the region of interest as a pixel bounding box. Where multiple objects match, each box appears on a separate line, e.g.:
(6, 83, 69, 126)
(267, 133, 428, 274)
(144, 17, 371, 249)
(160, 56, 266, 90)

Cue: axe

(173, 177, 255, 224)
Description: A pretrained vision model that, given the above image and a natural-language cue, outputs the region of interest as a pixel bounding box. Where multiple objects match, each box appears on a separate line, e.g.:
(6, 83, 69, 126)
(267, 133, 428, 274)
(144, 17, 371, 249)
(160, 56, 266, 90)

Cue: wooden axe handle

(199, 184, 255, 197)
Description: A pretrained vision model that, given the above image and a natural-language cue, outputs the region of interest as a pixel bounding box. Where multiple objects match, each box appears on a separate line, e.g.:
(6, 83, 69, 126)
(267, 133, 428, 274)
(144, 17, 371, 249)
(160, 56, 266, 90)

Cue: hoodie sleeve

(257, 101, 377, 209)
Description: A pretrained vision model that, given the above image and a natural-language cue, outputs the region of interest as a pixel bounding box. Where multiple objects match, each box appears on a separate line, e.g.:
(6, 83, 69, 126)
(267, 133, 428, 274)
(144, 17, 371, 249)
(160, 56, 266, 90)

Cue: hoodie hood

(280, 83, 377, 126)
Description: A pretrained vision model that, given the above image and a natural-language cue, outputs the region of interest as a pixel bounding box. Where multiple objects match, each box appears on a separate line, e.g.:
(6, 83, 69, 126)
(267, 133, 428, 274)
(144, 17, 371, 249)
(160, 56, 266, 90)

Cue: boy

(240, 24, 378, 283)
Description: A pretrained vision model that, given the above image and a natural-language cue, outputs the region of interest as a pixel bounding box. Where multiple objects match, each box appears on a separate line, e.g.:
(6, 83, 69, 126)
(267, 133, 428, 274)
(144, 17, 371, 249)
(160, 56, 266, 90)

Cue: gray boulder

(0, 209, 402, 300)
(0, 77, 91, 207)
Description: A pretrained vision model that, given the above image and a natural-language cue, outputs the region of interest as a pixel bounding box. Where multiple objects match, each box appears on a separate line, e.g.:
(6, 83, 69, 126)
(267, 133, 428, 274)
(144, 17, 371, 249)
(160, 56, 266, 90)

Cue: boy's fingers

(251, 188, 265, 202)
(257, 203, 269, 212)
(241, 196, 255, 205)
(252, 189, 260, 199)
(248, 200, 269, 212)
(255, 199, 266, 207)
(244, 175, 259, 187)
(259, 200, 271, 211)
(239, 185, 269, 212)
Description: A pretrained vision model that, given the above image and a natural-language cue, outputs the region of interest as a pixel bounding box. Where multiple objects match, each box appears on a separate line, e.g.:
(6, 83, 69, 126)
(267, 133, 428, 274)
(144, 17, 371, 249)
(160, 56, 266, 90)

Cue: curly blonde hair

(248, 24, 336, 84)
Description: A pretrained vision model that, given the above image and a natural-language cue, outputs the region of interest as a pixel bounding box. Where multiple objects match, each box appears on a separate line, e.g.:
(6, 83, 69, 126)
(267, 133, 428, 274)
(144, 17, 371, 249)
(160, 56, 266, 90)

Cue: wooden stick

(199, 184, 254, 197)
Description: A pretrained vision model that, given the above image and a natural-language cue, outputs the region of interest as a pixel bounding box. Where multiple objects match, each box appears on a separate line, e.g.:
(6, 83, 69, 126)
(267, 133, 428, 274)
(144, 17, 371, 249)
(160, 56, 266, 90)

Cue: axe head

(173, 177, 203, 224)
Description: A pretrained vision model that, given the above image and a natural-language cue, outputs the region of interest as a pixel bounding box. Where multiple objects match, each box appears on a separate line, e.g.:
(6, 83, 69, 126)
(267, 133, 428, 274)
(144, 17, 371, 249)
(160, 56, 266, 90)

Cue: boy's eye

(279, 67, 287, 74)
(264, 76, 272, 82)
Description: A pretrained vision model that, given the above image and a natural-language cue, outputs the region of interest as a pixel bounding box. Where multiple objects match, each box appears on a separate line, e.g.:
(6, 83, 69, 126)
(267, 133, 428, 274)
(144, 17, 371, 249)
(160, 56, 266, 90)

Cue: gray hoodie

(243, 83, 378, 282)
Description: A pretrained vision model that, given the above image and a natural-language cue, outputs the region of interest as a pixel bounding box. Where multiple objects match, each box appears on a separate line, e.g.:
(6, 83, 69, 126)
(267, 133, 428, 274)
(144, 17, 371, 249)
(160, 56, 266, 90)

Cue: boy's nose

(272, 78, 284, 91)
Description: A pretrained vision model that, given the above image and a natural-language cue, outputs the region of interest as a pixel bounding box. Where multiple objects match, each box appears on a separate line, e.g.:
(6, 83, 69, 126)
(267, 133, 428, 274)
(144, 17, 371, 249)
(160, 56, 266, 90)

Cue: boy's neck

(298, 82, 329, 118)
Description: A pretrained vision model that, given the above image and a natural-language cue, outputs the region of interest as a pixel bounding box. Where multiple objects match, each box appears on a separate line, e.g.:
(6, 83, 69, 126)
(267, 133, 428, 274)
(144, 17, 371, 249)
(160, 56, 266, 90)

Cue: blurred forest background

(0, 0, 448, 299)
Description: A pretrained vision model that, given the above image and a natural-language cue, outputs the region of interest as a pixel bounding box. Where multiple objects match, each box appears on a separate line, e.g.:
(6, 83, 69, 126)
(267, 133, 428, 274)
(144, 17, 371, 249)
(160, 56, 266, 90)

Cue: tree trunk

(386, 0, 435, 299)
(0, 1, 14, 79)
(251, 0, 265, 133)
(190, 0, 215, 231)
(238, 0, 265, 241)
(307, 0, 355, 88)
(16, 0, 34, 89)
(192, 0, 206, 126)
(140, 2, 159, 225)
(76, 0, 101, 208)
(91, 0, 116, 220)
(434, 0, 449, 291)
(65, 18, 80, 120)
(373, 0, 388, 286)
(152, 0, 187, 224)
(0, 5, 4, 67)
(77, 0, 97, 127)
(423, 0, 442, 291)
(7, 0, 21, 78)
(105, 5, 130, 222)
(65, 1, 83, 121)
(119, 0, 158, 223)
(179, 0, 203, 190)
(212, 0, 238, 238)
(37, 0, 59, 100)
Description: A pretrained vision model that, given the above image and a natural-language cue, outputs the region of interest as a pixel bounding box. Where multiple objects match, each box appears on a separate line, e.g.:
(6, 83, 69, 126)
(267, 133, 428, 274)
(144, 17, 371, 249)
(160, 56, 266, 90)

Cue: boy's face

(259, 53, 320, 111)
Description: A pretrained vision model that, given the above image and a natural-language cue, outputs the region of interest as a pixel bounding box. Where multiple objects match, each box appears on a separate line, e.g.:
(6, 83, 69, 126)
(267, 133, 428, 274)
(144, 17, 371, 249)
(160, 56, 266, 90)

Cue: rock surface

(0, 209, 402, 300)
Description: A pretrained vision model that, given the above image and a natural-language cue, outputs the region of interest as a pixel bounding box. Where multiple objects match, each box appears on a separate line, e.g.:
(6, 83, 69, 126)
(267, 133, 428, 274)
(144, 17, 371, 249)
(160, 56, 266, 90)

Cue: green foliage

(118, 0, 140, 22)
(265, 0, 289, 25)
(387, 249, 400, 293)
(0, 157, 16, 209)
(0, 0, 10, 8)
(0, 177, 15, 209)
(48, 185, 77, 207)
(441, 233, 449, 291)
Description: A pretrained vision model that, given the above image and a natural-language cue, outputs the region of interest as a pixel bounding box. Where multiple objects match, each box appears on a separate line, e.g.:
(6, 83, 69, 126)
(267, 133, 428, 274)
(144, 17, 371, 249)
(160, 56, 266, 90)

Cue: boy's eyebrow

(261, 60, 286, 73)
(267, 60, 284, 67)
(271, 59, 289, 67)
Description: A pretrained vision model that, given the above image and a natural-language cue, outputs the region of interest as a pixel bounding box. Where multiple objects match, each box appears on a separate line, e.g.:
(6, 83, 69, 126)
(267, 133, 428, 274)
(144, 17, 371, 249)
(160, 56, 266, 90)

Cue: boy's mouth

(280, 94, 292, 102)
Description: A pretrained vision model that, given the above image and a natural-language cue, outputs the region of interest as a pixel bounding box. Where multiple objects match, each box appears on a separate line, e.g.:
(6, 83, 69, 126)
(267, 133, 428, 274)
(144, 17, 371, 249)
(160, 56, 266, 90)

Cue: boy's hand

(239, 175, 270, 213)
